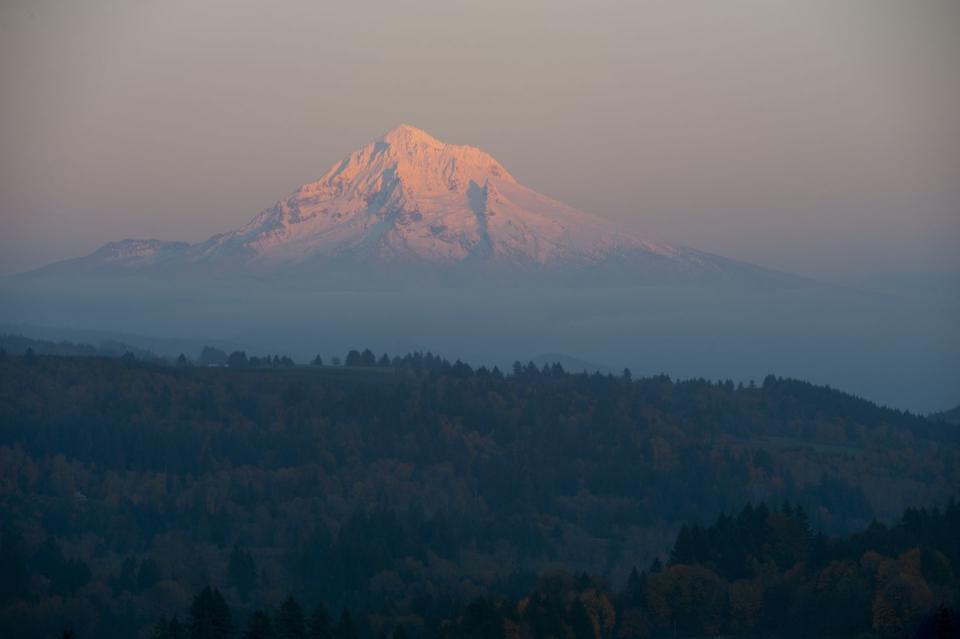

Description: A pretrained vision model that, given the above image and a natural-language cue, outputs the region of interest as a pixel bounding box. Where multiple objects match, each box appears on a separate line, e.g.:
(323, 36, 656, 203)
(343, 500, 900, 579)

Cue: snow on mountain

(24, 125, 796, 284)
(88, 239, 191, 266)
(187, 123, 681, 269)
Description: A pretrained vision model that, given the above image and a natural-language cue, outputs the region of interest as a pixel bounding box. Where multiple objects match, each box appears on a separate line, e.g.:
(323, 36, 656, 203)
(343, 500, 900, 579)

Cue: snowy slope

(24, 125, 798, 285)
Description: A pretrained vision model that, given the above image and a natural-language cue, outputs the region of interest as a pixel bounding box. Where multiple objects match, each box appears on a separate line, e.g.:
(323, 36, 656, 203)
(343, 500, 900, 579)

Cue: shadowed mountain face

(24, 125, 798, 286)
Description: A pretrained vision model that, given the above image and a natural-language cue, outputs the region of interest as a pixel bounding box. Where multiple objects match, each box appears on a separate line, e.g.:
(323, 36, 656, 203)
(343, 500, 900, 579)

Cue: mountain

(25, 125, 797, 285)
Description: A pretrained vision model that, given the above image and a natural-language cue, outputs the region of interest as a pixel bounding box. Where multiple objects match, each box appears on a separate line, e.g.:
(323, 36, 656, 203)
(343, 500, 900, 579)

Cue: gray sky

(1, 0, 958, 281)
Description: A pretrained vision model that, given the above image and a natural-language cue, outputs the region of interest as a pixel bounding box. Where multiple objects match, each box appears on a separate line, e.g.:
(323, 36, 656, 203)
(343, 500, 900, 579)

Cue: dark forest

(0, 348, 957, 638)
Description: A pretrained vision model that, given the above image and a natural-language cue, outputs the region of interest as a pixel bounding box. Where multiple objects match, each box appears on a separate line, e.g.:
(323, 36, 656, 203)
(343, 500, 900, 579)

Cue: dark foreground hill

(0, 353, 957, 638)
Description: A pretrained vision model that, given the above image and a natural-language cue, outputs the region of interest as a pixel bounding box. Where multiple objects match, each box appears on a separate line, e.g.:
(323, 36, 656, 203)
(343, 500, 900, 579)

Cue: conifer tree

(275, 596, 306, 639)
(334, 610, 357, 639)
(308, 602, 333, 639)
(188, 587, 232, 639)
(243, 611, 274, 639)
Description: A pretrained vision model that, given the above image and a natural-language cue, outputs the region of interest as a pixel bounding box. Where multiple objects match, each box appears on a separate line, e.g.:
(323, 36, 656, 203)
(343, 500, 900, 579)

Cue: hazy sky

(1, 0, 958, 281)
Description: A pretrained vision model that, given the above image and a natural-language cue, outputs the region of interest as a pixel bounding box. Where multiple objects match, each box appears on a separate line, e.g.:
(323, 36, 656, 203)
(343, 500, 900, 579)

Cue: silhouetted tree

(0, 523, 28, 604)
(308, 603, 333, 639)
(228, 351, 249, 368)
(152, 617, 187, 639)
(334, 610, 357, 639)
(569, 598, 595, 639)
(199, 346, 227, 366)
(276, 596, 306, 639)
(189, 587, 232, 639)
(136, 557, 162, 592)
(913, 604, 959, 639)
(228, 546, 257, 599)
(243, 611, 274, 639)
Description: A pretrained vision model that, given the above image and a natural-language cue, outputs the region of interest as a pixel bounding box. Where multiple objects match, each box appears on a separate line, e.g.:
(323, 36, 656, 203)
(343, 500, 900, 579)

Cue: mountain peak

(42, 126, 762, 280)
(370, 124, 514, 184)
(379, 124, 443, 149)
(303, 124, 518, 204)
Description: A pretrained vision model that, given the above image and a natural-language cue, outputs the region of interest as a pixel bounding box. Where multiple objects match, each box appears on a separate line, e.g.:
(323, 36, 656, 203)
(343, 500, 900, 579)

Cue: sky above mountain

(1, 1, 958, 285)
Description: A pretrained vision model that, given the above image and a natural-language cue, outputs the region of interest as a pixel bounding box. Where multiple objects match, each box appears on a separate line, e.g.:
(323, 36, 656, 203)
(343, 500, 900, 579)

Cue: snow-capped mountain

(25, 125, 795, 285)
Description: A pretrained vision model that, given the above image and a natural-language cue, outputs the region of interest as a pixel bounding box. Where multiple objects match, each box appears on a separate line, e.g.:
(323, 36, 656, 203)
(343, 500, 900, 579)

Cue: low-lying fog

(1, 275, 956, 413)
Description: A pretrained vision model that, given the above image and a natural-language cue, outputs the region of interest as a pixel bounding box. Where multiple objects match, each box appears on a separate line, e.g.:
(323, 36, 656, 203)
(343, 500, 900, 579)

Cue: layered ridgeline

(25, 125, 792, 285)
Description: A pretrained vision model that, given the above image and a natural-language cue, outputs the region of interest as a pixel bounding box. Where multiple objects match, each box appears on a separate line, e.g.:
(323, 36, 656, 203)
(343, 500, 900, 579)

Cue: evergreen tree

(308, 603, 333, 639)
(0, 523, 28, 604)
(153, 617, 187, 639)
(228, 546, 257, 599)
(136, 557, 162, 592)
(275, 596, 306, 639)
(198, 347, 228, 366)
(458, 597, 504, 639)
(228, 351, 249, 368)
(334, 610, 357, 639)
(569, 598, 595, 639)
(189, 587, 233, 639)
(625, 566, 646, 606)
(244, 610, 274, 639)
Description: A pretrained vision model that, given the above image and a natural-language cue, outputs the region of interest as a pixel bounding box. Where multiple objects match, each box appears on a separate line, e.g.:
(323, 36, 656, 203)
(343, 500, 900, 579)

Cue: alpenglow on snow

(27, 125, 790, 285)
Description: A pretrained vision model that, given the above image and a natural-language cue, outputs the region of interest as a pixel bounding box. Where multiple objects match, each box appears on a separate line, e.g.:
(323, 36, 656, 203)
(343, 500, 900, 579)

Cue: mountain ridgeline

(0, 350, 957, 638)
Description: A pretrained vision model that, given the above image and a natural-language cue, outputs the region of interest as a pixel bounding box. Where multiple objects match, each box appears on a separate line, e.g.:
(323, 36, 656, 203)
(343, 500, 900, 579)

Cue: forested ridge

(151, 502, 959, 639)
(0, 350, 957, 638)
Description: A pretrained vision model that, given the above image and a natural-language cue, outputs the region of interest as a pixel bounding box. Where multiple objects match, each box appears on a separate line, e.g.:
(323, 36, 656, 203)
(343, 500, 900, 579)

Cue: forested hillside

(154, 502, 960, 639)
(0, 352, 957, 638)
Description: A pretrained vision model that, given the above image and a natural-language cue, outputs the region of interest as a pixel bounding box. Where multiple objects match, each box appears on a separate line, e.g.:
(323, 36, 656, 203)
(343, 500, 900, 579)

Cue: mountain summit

(191, 123, 678, 269)
(27, 125, 790, 284)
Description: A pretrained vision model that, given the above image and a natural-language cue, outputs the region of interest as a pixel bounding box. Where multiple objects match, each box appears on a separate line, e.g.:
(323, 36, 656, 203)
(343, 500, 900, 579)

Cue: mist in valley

(2, 272, 955, 413)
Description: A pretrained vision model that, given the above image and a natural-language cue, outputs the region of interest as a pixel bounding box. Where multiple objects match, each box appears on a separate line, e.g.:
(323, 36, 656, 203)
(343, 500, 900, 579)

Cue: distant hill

(0, 324, 245, 360)
(0, 332, 162, 361)
(931, 404, 960, 425)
